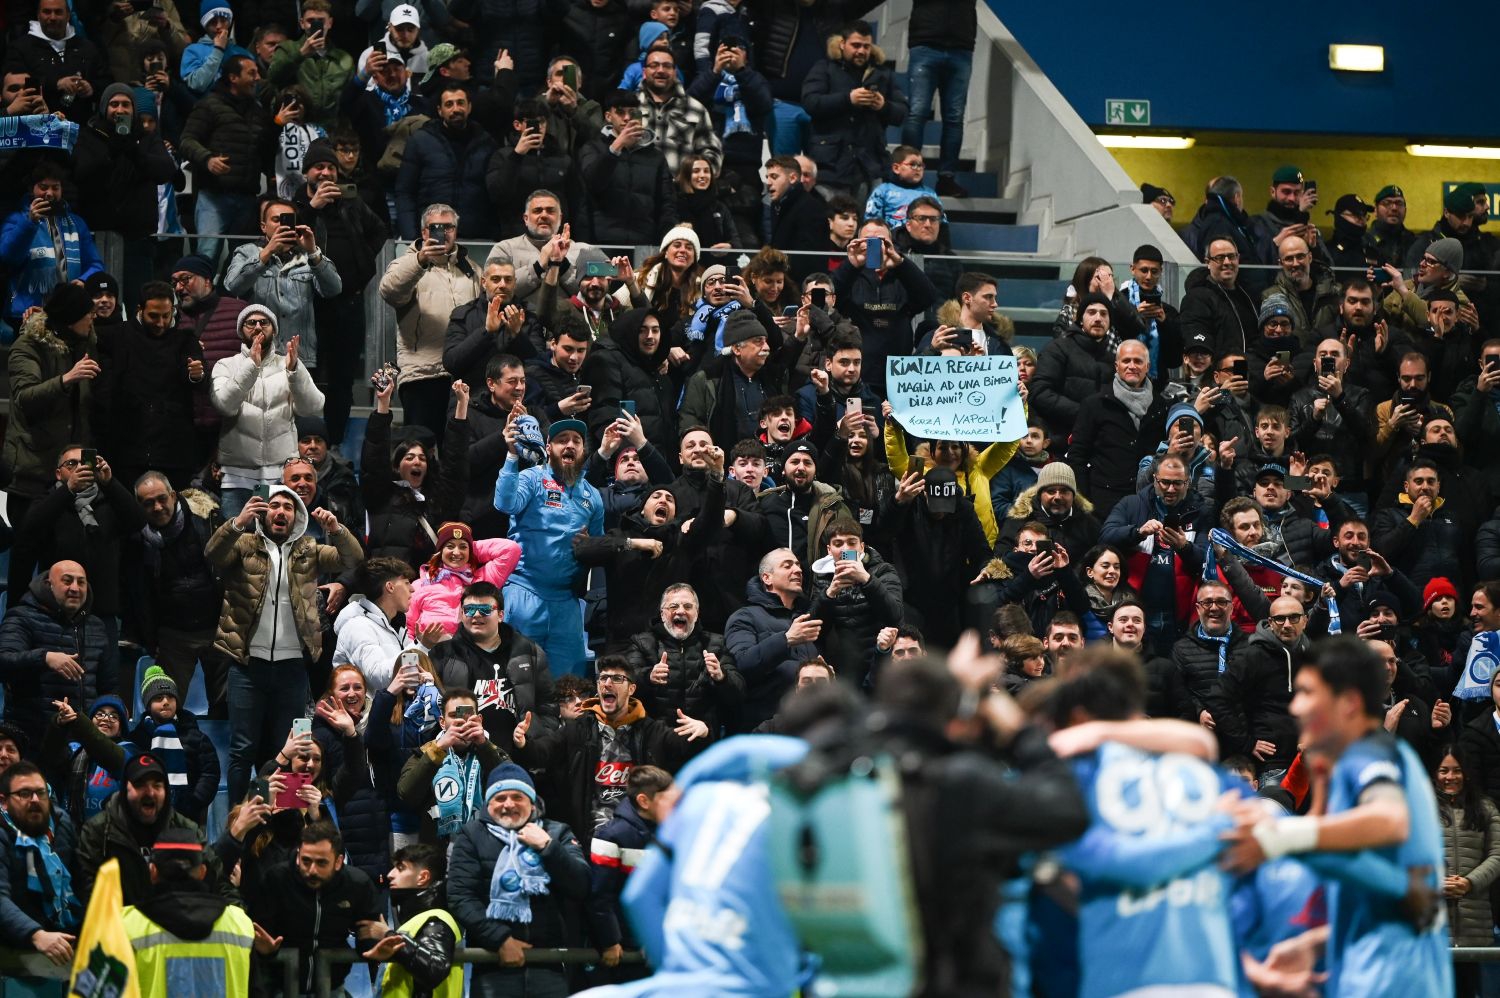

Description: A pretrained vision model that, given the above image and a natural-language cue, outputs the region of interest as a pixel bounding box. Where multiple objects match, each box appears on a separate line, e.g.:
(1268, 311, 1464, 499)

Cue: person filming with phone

(578, 90, 678, 247)
(266, 0, 354, 125)
(397, 689, 510, 845)
(0, 161, 105, 325)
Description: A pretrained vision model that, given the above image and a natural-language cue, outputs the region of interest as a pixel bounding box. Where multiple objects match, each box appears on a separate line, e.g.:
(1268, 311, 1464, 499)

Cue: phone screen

(275, 772, 312, 810)
(620, 400, 637, 417)
(1320, 358, 1335, 376)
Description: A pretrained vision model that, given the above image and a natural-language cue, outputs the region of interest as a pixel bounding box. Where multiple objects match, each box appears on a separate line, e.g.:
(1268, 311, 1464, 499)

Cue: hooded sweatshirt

(248, 484, 310, 662)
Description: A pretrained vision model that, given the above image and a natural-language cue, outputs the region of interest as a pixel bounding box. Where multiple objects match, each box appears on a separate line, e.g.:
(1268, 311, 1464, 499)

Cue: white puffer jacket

(210, 341, 325, 478)
(378, 242, 481, 386)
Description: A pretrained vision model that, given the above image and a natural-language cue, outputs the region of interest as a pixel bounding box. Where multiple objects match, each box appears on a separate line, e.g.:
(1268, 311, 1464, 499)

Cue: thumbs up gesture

(650, 652, 670, 685)
(703, 650, 723, 681)
(512, 710, 532, 748)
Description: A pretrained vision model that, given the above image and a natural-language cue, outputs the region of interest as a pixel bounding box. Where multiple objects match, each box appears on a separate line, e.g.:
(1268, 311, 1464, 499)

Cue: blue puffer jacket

(0, 575, 118, 748)
(0, 807, 79, 945)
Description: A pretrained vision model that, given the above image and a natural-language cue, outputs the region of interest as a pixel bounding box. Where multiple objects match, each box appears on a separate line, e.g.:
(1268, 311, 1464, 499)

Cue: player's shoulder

(1336, 730, 1403, 789)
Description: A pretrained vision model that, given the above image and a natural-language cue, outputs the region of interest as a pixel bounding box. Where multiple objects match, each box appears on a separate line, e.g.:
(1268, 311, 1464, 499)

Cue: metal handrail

(309, 944, 645, 997)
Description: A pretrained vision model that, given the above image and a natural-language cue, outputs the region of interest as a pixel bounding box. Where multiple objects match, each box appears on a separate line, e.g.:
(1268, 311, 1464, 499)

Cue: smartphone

(1141, 287, 1163, 304)
(1275, 350, 1292, 364)
(251, 483, 271, 502)
(782, 305, 800, 318)
(276, 211, 297, 229)
(1320, 357, 1336, 376)
(275, 772, 312, 810)
(291, 717, 312, 739)
(574, 384, 592, 397)
(970, 328, 986, 352)
(1304, 179, 1317, 194)
(247, 777, 270, 803)
(1352, 552, 1372, 572)
(426, 222, 445, 243)
(79, 447, 97, 470)
(840, 550, 859, 562)
(562, 64, 578, 90)
(452, 704, 476, 720)
(1488, 356, 1500, 372)
(810, 287, 828, 310)
(1230, 358, 1247, 379)
(864, 236, 882, 271)
(584, 260, 619, 279)
(337, 183, 358, 198)
(620, 400, 637, 417)
(306, 15, 325, 32)
(1175, 417, 1196, 438)
(847, 398, 863, 419)
(909, 455, 926, 476)
(1284, 474, 1313, 491)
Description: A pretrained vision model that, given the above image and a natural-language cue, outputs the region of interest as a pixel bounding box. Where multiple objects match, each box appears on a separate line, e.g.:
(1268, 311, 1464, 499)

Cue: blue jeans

(227, 658, 310, 802)
(901, 46, 973, 175)
(766, 99, 810, 156)
(193, 190, 255, 264)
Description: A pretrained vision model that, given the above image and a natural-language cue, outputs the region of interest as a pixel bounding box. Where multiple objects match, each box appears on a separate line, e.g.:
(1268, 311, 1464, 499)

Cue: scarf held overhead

(1202, 528, 1341, 635)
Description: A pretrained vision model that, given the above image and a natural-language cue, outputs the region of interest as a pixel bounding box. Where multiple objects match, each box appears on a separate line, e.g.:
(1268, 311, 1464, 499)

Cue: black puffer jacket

(0, 572, 119, 746)
(455, 0, 549, 89)
(624, 622, 745, 733)
(245, 858, 381, 993)
(753, 0, 879, 96)
(907, 0, 978, 50)
(486, 138, 577, 235)
(578, 136, 678, 246)
(581, 309, 679, 454)
(1065, 387, 1166, 506)
(1210, 622, 1308, 766)
(1288, 381, 1372, 494)
(1373, 494, 1479, 592)
(70, 118, 179, 238)
(1030, 329, 1112, 438)
(675, 190, 742, 250)
(360, 410, 469, 567)
(395, 119, 498, 241)
(178, 84, 274, 195)
(449, 815, 589, 951)
(808, 547, 904, 688)
(123, 489, 224, 648)
(558, 0, 631, 100)
(1171, 626, 1247, 718)
(95, 320, 204, 473)
(310, 720, 390, 886)
(1256, 494, 1350, 572)
(1178, 266, 1260, 359)
(801, 42, 907, 189)
(18, 475, 147, 619)
(442, 294, 542, 391)
(431, 623, 558, 749)
(668, 470, 767, 631)
(1460, 711, 1500, 806)
(724, 580, 821, 732)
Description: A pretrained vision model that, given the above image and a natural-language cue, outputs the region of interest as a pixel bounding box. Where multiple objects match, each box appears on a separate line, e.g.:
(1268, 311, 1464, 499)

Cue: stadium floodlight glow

(1405, 144, 1500, 160)
(1328, 44, 1384, 72)
(1096, 135, 1196, 150)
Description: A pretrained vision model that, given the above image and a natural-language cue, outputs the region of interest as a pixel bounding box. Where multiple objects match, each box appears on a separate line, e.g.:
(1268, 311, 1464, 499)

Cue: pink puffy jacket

(406, 538, 522, 638)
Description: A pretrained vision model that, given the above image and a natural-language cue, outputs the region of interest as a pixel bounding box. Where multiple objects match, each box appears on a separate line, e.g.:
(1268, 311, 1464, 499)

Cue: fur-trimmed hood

(1006, 482, 1095, 521)
(180, 488, 221, 521)
(19, 308, 77, 355)
(936, 299, 1015, 342)
(824, 35, 888, 66)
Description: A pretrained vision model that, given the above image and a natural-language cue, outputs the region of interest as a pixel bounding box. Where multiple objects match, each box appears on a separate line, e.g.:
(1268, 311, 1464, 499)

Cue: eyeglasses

(94, 709, 122, 721)
(1264, 318, 1293, 330)
(1420, 256, 1442, 268)
(1207, 252, 1240, 263)
(1281, 252, 1310, 263)
(1154, 196, 1176, 207)
(242, 317, 273, 328)
(1269, 612, 1305, 624)
(1196, 598, 1232, 608)
(461, 604, 496, 617)
(6, 787, 45, 800)
(663, 602, 697, 613)
(58, 458, 85, 468)
(1155, 478, 1187, 489)
(908, 214, 941, 224)
(598, 674, 630, 685)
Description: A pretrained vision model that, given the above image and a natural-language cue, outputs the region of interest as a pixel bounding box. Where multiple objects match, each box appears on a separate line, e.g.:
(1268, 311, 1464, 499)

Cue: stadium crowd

(0, 0, 1495, 994)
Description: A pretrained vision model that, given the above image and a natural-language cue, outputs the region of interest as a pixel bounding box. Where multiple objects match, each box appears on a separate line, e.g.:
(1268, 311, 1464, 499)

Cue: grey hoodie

(248, 484, 310, 662)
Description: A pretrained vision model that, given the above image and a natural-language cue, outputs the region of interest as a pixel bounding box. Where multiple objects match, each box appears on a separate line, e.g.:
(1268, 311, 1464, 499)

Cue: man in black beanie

(294, 137, 387, 448)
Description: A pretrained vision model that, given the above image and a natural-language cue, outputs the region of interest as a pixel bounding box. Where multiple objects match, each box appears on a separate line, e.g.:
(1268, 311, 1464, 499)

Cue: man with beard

(294, 417, 362, 527)
(635, 49, 721, 175)
(1249, 165, 1331, 270)
(0, 560, 117, 750)
(397, 688, 511, 844)
(801, 21, 907, 201)
(122, 828, 255, 996)
(625, 584, 744, 736)
(75, 753, 230, 906)
(450, 763, 590, 997)
(579, 90, 679, 247)
(526, 317, 595, 422)
(496, 418, 605, 677)
(1372, 353, 1454, 483)
(1264, 234, 1340, 343)
(429, 583, 556, 751)
(1370, 185, 1417, 268)
(511, 657, 708, 846)
(1374, 458, 1479, 592)
(7, 0, 105, 123)
(670, 428, 766, 630)
(486, 99, 579, 239)
(489, 191, 594, 307)
(1290, 338, 1373, 512)
(246, 821, 384, 996)
(207, 485, 361, 802)
(1331, 279, 1411, 404)
(576, 446, 727, 649)
(1210, 595, 1311, 780)
(758, 441, 851, 568)
(171, 255, 249, 458)
(397, 86, 497, 241)
(540, 249, 629, 336)
(1031, 291, 1115, 439)
(997, 462, 1102, 562)
(444, 257, 543, 392)
(0, 761, 80, 966)
(125, 473, 226, 708)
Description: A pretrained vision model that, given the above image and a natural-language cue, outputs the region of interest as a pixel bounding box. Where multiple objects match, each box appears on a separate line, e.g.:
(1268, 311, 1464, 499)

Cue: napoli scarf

(511, 414, 546, 467)
(376, 84, 411, 126)
(1203, 527, 1341, 634)
(713, 72, 752, 138)
(432, 749, 483, 839)
(1195, 624, 1232, 673)
(403, 682, 443, 743)
(483, 822, 550, 923)
(1455, 631, 1500, 701)
(686, 297, 744, 350)
(1, 811, 79, 931)
(1111, 375, 1152, 427)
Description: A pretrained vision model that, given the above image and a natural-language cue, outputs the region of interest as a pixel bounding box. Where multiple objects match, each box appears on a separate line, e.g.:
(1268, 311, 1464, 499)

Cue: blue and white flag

(0, 114, 78, 152)
(1453, 630, 1500, 701)
(1202, 528, 1341, 635)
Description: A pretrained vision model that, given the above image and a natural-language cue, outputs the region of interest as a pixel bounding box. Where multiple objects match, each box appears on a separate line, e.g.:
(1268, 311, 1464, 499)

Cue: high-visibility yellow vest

(380, 908, 464, 998)
(121, 901, 254, 998)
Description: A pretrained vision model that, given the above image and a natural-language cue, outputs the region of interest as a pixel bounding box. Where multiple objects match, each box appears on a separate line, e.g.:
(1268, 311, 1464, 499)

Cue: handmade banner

(0, 114, 78, 152)
(885, 354, 1025, 442)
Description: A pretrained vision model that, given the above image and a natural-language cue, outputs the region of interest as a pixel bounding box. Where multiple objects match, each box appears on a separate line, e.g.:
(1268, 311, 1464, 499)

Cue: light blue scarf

(1203, 527, 1341, 634)
(1, 810, 79, 931)
(483, 822, 550, 923)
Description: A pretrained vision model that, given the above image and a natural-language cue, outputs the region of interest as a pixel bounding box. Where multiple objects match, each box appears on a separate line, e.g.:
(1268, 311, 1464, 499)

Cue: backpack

(767, 747, 922, 997)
